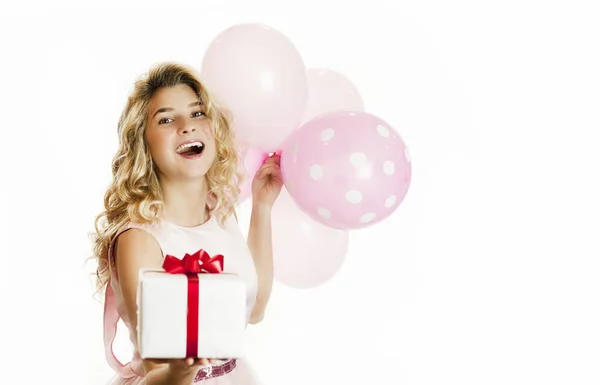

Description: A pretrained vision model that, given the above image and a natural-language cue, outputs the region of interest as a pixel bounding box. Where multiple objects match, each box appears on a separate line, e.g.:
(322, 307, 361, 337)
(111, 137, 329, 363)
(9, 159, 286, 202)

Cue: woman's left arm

(247, 202, 274, 324)
(246, 153, 282, 324)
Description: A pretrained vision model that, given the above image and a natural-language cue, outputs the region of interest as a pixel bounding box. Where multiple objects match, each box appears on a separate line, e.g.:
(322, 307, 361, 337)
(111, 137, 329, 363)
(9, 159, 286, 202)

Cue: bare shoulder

(114, 228, 163, 271)
(113, 228, 166, 376)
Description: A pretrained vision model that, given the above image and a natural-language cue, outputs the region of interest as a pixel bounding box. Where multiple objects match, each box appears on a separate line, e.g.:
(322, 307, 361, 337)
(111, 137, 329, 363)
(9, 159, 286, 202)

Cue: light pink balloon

(271, 187, 349, 289)
(237, 147, 270, 204)
(201, 23, 308, 152)
(280, 111, 412, 230)
(300, 68, 364, 125)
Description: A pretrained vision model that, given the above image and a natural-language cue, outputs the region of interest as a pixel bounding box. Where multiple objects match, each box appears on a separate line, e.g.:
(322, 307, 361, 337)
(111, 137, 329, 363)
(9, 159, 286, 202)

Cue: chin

(161, 162, 210, 181)
(184, 165, 212, 180)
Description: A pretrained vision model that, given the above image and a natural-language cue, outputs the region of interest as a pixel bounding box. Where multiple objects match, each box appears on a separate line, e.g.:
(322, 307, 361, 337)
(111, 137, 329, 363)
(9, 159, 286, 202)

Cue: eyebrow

(152, 101, 203, 118)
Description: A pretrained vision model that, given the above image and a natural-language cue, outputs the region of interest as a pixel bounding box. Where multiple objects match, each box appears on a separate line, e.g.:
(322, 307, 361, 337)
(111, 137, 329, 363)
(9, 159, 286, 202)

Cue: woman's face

(145, 84, 217, 181)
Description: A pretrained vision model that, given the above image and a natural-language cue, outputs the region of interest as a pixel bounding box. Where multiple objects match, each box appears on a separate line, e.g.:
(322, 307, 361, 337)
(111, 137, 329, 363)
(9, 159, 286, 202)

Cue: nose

(177, 121, 197, 135)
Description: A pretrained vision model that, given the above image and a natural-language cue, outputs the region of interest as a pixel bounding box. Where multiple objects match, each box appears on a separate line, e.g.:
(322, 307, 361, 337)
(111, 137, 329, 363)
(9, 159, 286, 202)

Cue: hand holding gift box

(137, 249, 247, 360)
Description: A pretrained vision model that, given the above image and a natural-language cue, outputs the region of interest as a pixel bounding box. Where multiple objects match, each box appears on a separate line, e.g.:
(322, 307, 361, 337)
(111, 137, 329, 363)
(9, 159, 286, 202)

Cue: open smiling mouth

(176, 141, 205, 159)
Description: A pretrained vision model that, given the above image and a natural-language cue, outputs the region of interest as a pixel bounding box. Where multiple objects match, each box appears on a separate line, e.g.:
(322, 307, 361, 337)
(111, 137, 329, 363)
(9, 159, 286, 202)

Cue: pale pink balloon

(237, 147, 270, 204)
(280, 111, 412, 230)
(271, 187, 349, 288)
(201, 23, 308, 152)
(300, 68, 364, 125)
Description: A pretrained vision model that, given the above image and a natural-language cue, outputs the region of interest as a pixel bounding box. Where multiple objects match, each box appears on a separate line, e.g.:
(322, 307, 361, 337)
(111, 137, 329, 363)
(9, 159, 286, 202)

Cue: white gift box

(137, 269, 247, 359)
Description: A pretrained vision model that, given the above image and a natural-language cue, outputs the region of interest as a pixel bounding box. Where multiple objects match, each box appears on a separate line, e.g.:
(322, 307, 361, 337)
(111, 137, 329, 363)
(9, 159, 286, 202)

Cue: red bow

(161, 249, 224, 358)
(162, 249, 224, 274)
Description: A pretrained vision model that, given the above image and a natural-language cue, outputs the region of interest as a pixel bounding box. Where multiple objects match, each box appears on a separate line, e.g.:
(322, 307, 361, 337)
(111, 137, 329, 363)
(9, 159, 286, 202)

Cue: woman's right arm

(114, 229, 201, 385)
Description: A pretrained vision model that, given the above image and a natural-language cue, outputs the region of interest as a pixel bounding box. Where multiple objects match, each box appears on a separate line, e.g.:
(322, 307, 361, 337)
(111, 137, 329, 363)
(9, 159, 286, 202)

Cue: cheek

(146, 132, 171, 159)
(205, 138, 218, 159)
(201, 122, 214, 138)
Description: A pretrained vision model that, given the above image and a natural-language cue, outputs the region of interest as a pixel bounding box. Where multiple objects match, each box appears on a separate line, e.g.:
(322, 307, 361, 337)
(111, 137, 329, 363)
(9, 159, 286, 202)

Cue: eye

(158, 117, 173, 125)
(192, 110, 205, 118)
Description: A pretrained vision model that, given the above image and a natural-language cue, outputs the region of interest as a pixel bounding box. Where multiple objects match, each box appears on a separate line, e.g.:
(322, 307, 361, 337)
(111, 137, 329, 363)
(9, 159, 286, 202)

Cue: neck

(159, 175, 211, 227)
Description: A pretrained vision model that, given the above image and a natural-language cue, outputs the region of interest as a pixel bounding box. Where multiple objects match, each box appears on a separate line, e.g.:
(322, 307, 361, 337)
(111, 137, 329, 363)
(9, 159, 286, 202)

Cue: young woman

(93, 62, 282, 384)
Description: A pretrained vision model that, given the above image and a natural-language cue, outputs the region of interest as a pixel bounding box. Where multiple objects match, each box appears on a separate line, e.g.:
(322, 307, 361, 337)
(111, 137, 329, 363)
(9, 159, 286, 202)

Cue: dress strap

(103, 278, 137, 379)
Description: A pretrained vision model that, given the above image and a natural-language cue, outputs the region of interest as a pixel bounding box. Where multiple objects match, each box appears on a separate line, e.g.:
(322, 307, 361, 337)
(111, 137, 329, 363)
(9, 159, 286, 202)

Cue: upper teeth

(176, 142, 203, 153)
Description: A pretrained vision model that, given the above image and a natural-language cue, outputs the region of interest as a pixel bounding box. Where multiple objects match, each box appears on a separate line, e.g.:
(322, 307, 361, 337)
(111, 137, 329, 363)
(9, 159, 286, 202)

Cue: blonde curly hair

(91, 62, 243, 293)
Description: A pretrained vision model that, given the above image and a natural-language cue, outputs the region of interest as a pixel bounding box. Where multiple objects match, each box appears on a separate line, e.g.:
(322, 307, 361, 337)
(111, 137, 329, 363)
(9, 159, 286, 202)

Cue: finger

(263, 155, 281, 166)
(254, 167, 267, 179)
(255, 165, 277, 179)
(262, 165, 283, 179)
(259, 167, 279, 178)
(270, 173, 283, 184)
(146, 358, 169, 365)
(268, 157, 281, 166)
(258, 162, 279, 173)
(199, 358, 209, 366)
(257, 164, 280, 176)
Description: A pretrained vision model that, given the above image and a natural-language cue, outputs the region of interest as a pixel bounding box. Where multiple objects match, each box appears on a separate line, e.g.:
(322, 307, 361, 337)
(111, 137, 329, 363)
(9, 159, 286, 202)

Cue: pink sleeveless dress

(103, 212, 262, 384)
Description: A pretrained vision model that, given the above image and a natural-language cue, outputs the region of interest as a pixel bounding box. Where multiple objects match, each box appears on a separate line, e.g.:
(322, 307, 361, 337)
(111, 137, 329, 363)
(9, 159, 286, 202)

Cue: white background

(1, 1, 599, 384)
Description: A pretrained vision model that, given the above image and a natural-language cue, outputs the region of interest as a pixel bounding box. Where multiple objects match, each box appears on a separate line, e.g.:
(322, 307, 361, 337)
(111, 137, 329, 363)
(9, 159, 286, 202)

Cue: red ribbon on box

(162, 249, 224, 358)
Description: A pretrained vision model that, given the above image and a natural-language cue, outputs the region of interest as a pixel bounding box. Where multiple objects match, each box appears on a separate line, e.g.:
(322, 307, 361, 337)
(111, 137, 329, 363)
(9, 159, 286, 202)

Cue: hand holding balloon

(251, 153, 284, 208)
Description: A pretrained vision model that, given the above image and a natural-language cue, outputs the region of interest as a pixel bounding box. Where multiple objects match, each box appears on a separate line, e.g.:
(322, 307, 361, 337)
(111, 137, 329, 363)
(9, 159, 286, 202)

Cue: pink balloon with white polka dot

(280, 111, 411, 230)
